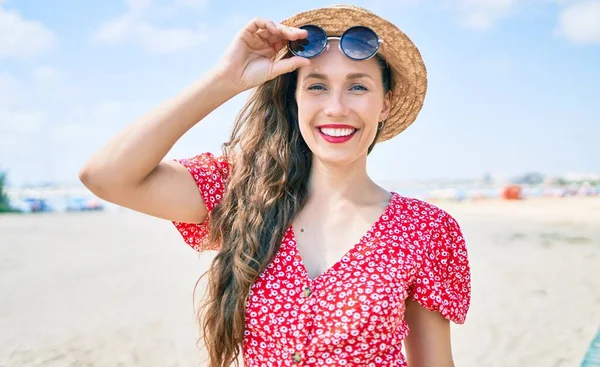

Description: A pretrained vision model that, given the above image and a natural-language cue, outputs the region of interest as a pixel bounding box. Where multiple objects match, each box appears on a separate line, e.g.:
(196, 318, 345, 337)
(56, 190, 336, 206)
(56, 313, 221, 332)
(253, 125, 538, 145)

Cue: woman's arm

(78, 71, 239, 223)
(404, 299, 455, 367)
(78, 18, 309, 224)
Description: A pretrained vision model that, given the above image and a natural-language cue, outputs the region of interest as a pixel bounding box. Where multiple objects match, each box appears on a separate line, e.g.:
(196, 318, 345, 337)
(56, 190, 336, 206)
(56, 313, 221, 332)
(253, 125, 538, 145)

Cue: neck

(306, 155, 383, 204)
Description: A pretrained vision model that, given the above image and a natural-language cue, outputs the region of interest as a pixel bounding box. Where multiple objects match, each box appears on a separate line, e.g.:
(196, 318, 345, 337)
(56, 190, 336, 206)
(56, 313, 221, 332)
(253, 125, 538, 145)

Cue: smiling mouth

(317, 127, 357, 137)
(316, 126, 358, 144)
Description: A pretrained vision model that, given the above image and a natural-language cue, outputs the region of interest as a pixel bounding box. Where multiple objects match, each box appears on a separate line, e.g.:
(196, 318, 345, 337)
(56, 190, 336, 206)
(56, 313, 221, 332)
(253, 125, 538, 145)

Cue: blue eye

(351, 84, 368, 91)
(306, 84, 368, 91)
(308, 84, 326, 90)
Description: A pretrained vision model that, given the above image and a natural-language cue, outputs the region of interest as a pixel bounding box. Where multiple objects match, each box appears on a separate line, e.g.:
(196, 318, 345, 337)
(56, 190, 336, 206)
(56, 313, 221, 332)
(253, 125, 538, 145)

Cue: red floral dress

(173, 153, 471, 367)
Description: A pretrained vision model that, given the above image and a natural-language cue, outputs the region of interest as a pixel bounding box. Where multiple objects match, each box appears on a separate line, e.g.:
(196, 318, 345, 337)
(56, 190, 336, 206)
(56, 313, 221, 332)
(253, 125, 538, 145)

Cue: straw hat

(279, 4, 427, 142)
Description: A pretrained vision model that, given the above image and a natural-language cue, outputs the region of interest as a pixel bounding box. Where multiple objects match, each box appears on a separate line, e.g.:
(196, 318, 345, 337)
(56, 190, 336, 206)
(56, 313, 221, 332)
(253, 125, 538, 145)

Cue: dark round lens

(289, 25, 327, 58)
(340, 26, 379, 60)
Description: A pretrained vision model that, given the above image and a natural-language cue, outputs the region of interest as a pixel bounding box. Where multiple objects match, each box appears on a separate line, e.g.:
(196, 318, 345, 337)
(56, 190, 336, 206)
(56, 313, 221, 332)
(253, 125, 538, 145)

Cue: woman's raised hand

(214, 17, 310, 93)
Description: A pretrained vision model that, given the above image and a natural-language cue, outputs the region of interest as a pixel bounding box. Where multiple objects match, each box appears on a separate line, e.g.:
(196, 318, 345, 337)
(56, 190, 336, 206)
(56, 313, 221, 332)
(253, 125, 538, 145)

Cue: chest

(244, 231, 415, 359)
(291, 203, 390, 281)
(292, 225, 370, 280)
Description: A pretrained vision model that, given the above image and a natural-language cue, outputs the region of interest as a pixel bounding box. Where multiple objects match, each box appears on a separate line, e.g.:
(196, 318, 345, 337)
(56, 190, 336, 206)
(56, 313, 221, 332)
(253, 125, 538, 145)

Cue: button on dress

(173, 152, 471, 367)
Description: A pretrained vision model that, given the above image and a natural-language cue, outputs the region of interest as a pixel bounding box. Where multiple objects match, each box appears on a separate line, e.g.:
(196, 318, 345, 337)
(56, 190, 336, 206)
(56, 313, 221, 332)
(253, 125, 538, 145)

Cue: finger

(246, 17, 284, 40)
(250, 19, 306, 41)
(270, 40, 286, 53)
(256, 31, 305, 55)
(245, 17, 272, 34)
(279, 24, 307, 41)
(270, 56, 311, 78)
(255, 29, 282, 45)
(268, 22, 307, 41)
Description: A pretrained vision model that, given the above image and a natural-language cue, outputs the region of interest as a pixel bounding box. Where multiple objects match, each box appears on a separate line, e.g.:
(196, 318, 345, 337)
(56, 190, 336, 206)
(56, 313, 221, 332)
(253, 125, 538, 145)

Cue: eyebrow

(303, 72, 373, 82)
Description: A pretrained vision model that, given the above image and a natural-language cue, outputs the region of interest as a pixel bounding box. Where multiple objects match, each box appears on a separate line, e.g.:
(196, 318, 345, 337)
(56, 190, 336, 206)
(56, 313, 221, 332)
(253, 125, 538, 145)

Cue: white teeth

(319, 128, 356, 137)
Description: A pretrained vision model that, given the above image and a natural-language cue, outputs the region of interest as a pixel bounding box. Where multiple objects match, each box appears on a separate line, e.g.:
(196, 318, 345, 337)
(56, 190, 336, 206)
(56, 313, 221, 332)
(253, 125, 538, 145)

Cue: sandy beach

(1, 196, 599, 367)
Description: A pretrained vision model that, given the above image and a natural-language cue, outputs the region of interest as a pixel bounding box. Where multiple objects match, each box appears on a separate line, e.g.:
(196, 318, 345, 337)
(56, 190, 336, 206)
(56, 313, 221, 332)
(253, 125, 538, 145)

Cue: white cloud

(0, 72, 23, 105)
(94, 15, 208, 53)
(0, 66, 129, 185)
(363, 0, 421, 13)
(126, 0, 153, 13)
(31, 66, 58, 83)
(443, 0, 574, 31)
(0, 72, 47, 136)
(53, 121, 102, 142)
(451, 0, 519, 30)
(176, 0, 209, 10)
(0, 68, 83, 176)
(464, 13, 496, 29)
(93, 15, 137, 42)
(136, 23, 208, 53)
(556, 0, 600, 43)
(0, 106, 46, 134)
(0, 4, 57, 59)
(53, 101, 134, 144)
(92, 0, 209, 53)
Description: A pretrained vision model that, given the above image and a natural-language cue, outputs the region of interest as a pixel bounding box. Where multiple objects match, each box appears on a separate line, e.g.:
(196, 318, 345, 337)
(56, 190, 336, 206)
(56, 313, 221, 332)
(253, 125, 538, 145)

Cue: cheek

(296, 98, 318, 129)
(355, 99, 383, 126)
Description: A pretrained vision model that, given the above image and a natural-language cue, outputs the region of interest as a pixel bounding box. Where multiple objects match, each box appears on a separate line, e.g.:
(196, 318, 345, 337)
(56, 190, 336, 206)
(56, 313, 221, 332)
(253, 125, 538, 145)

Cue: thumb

(270, 56, 310, 78)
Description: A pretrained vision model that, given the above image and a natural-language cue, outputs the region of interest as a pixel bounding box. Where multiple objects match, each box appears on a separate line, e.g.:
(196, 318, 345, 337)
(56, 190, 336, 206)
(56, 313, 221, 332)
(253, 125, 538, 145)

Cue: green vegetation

(0, 171, 19, 213)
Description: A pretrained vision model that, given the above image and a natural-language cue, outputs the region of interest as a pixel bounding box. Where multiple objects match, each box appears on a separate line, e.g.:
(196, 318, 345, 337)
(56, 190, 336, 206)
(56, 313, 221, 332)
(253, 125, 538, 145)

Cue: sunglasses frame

(288, 25, 383, 61)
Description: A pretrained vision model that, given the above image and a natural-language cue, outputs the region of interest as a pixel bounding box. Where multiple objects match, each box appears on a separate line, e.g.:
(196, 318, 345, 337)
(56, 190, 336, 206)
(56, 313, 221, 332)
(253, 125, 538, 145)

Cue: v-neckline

(289, 192, 398, 284)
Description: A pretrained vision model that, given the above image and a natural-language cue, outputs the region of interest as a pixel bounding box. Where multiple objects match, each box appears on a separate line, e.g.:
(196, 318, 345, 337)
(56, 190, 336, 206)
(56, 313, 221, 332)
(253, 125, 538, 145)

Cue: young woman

(79, 5, 471, 367)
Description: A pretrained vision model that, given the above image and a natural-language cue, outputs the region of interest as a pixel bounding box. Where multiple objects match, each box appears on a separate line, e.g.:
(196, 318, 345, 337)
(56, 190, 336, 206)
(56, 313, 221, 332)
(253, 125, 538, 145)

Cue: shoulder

(392, 194, 471, 323)
(388, 193, 458, 228)
(386, 193, 465, 253)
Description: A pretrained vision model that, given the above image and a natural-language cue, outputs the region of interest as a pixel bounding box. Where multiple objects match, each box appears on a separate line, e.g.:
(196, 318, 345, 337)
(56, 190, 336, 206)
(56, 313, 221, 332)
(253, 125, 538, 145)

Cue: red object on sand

(502, 185, 522, 200)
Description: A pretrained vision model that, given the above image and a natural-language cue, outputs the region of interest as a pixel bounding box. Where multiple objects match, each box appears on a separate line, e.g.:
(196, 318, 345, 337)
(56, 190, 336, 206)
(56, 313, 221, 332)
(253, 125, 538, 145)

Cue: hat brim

(279, 5, 427, 142)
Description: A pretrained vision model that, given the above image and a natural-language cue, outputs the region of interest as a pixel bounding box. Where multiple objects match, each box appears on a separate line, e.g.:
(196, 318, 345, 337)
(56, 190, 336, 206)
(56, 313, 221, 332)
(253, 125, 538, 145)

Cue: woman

(79, 5, 471, 367)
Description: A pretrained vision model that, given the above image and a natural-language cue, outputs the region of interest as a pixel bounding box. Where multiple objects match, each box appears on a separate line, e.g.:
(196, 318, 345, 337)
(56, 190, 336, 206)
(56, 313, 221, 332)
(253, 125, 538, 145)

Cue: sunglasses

(288, 25, 382, 61)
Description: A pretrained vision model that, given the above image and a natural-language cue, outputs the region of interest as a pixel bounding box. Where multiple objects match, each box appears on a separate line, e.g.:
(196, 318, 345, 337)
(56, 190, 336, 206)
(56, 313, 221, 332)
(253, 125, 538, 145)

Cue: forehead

(296, 40, 381, 78)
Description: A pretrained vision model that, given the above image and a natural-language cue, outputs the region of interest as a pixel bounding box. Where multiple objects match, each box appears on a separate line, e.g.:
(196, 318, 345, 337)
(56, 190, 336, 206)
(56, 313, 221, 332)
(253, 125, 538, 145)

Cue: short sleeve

(409, 211, 471, 324)
(171, 152, 229, 252)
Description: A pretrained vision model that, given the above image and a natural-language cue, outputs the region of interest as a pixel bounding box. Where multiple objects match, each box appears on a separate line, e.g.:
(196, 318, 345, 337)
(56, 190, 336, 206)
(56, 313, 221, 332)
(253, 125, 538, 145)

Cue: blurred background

(0, 0, 599, 366)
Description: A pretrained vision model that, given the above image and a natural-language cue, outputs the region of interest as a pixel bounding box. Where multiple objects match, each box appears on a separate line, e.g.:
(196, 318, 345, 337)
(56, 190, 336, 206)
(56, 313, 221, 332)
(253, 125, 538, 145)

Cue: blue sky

(0, 0, 598, 186)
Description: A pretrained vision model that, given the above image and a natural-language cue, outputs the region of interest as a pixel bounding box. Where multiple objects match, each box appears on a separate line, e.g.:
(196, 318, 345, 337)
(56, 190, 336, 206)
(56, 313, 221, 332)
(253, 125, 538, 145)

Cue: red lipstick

(316, 124, 358, 144)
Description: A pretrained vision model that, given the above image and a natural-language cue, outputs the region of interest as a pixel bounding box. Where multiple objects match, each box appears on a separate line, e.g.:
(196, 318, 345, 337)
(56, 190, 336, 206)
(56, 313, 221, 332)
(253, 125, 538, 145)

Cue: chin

(310, 147, 365, 167)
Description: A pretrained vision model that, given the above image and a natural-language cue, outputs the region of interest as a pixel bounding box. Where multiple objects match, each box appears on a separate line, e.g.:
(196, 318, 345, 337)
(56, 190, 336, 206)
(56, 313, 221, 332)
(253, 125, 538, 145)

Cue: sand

(1, 197, 599, 367)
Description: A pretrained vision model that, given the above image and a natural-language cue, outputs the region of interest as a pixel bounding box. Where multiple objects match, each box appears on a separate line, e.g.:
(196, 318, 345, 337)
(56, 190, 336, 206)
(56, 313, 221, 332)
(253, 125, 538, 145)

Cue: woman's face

(295, 41, 391, 167)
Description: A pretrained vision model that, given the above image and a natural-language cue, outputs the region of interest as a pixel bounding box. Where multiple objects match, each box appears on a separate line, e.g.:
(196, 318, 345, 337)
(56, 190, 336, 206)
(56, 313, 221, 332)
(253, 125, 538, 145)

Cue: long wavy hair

(196, 52, 392, 367)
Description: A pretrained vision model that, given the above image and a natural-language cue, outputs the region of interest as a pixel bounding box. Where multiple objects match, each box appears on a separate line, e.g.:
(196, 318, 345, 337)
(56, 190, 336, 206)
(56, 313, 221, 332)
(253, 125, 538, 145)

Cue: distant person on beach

(79, 5, 471, 367)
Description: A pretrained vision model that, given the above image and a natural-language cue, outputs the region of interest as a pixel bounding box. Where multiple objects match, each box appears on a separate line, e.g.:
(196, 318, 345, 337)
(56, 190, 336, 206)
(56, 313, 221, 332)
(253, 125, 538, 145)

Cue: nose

(323, 88, 350, 118)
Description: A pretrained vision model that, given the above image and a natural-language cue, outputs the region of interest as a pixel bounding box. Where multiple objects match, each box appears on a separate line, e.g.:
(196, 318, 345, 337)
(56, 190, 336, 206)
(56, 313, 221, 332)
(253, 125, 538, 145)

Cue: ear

(379, 90, 392, 121)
